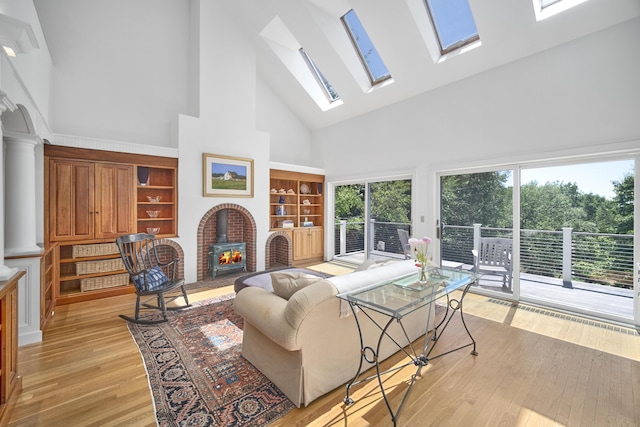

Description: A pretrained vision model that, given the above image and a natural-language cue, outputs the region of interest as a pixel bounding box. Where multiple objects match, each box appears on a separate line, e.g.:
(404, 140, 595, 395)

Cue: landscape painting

(202, 153, 254, 197)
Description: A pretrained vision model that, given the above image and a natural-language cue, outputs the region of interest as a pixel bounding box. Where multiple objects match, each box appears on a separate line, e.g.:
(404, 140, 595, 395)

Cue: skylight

(533, 0, 588, 21)
(299, 48, 340, 103)
(340, 9, 391, 86)
(424, 0, 479, 54)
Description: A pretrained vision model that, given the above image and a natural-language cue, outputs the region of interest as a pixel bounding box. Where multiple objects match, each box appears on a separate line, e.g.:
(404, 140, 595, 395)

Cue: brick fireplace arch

(197, 203, 257, 281)
(265, 231, 293, 269)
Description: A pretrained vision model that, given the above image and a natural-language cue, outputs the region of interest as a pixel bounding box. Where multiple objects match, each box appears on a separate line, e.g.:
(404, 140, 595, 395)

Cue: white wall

(31, 0, 191, 148)
(312, 17, 640, 239)
(257, 76, 314, 166)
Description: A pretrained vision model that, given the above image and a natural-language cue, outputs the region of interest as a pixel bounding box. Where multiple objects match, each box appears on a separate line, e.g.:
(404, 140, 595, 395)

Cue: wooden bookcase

(270, 169, 324, 265)
(135, 166, 177, 236)
(44, 146, 178, 305)
(40, 243, 58, 329)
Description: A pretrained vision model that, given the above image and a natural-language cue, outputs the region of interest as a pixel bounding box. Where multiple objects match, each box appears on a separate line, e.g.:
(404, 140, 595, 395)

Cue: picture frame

(202, 153, 254, 197)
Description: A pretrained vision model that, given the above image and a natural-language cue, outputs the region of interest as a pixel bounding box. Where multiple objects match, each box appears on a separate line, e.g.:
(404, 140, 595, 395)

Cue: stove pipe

(216, 209, 228, 243)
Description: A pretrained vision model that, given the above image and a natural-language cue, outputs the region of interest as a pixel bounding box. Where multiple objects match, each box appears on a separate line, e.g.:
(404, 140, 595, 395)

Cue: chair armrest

(157, 258, 179, 279)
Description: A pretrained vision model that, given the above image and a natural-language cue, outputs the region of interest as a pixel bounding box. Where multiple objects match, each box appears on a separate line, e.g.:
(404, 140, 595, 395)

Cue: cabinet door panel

(308, 228, 324, 259)
(293, 229, 309, 260)
(50, 161, 93, 241)
(95, 163, 134, 239)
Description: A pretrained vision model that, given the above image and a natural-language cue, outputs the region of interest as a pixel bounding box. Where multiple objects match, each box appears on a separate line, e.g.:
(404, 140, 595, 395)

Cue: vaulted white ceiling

(34, 0, 640, 132)
(218, 0, 639, 129)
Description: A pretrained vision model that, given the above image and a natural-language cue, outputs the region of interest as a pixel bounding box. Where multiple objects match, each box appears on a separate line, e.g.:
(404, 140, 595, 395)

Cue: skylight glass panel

(540, 0, 563, 7)
(299, 48, 340, 103)
(341, 9, 391, 86)
(425, 0, 479, 54)
(533, 0, 588, 21)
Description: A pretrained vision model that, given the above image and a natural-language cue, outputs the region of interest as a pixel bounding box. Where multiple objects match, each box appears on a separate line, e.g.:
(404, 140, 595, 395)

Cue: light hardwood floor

(9, 277, 640, 426)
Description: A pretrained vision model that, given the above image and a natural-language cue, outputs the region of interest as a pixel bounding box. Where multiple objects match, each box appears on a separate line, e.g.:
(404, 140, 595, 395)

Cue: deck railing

(335, 220, 635, 289)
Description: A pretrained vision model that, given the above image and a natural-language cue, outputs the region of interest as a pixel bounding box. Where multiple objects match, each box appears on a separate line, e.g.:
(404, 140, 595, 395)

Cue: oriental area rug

(127, 293, 295, 427)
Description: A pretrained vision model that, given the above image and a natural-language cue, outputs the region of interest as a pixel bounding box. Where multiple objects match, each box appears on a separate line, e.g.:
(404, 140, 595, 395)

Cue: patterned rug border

(126, 293, 295, 426)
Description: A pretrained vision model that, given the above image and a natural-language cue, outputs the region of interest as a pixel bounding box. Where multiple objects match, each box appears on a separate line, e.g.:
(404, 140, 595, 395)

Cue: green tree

(612, 174, 634, 234)
(441, 171, 512, 227)
(370, 180, 411, 223)
(334, 184, 364, 222)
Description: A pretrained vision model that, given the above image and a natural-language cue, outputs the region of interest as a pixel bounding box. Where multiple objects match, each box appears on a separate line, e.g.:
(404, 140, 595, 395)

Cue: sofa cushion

(354, 259, 395, 272)
(271, 271, 324, 300)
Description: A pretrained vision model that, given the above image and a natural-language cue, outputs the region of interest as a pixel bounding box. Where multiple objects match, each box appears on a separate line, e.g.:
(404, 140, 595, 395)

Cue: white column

(3, 134, 42, 255)
(0, 91, 19, 279)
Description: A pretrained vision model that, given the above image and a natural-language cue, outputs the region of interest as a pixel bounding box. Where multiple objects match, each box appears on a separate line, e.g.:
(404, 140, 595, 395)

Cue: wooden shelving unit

(135, 166, 177, 237)
(270, 169, 324, 265)
(44, 146, 179, 305)
(40, 243, 58, 329)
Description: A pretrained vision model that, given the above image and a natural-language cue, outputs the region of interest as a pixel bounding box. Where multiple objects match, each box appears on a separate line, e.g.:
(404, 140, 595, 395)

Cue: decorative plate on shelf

(300, 183, 310, 194)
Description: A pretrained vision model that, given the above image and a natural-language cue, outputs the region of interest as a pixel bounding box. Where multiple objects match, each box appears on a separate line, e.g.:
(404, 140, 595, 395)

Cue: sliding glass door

(334, 178, 412, 264)
(439, 157, 637, 325)
(440, 170, 515, 297)
(519, 160, 635, 321)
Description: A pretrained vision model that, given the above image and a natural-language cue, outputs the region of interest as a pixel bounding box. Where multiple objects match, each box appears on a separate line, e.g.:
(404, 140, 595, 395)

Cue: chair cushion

(271, 271, 323, 300)
(133, 266, 168, 292)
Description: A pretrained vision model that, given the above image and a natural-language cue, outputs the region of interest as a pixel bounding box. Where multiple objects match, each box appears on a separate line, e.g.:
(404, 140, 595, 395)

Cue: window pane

(425, 0, 479, 53)
(299, 48, 340, 102)
(341, 9, 391, 85)
(540, 0, 563, 8)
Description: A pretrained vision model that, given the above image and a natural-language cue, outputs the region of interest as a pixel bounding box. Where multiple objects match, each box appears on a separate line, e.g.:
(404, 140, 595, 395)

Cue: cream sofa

(233, 259, 435, 407)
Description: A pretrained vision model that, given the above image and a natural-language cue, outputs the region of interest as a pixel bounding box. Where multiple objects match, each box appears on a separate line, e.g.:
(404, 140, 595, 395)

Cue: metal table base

(343, 279, 478, 426)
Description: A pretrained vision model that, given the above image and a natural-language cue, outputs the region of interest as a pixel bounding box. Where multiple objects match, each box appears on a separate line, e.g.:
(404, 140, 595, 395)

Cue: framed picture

(202, 153, 254, 197)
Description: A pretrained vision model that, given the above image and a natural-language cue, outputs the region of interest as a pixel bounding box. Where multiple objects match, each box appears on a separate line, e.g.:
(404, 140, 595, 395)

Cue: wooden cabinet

(49, 160, 134, 241)
(45, 146, 179, 305)
(270, 169, 324, 265)
(0, 271, 22, 426)
(49, 160, 94, 241)
(293, 227, 324, 261)
(95, 163, 135, 239)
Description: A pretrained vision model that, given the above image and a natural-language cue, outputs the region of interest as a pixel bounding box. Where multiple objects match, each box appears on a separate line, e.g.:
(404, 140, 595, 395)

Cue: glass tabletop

(337, 267, 477, 319)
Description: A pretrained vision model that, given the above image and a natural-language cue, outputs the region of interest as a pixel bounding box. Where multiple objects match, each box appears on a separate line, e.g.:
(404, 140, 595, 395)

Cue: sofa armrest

(233, 287, 300, 351)
(284, 280, 337, 329)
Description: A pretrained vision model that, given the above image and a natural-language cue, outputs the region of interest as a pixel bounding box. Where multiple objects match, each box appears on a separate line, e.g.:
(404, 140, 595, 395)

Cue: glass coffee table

(337, 266, 479, 426)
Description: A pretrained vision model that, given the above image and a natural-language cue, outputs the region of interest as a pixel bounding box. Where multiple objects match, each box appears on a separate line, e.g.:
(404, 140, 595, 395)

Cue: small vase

(419, 264, 428, 282)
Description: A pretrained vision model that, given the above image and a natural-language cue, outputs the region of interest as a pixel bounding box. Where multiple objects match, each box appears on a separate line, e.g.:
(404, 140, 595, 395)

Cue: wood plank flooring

(8, 272, 640, 426)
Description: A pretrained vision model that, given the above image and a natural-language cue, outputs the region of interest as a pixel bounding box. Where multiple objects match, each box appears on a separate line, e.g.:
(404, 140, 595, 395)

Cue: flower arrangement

(409, 236, 432, 282)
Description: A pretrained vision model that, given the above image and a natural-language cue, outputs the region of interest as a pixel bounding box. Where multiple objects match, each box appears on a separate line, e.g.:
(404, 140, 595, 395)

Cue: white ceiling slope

(219, 0, 639, 130)
(34, 0, 640, 132)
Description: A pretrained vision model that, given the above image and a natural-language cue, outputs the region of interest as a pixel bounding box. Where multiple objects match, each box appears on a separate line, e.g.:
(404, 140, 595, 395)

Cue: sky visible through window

(299, 48, 340, 102)
(540, 0, 563, 8)
(342, 9, 390, 84)
(426, 0, 478, 51)
(521, 160, 634, 199)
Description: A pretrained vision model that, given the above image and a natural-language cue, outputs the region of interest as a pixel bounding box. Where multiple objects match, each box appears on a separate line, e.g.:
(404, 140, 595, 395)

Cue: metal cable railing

(335, 222, 635, 289)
